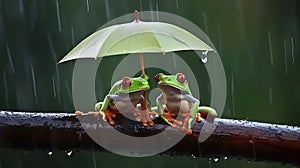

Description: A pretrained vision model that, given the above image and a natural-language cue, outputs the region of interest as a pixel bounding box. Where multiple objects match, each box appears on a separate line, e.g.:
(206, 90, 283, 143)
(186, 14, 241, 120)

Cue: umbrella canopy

(59, 11, 215, 64)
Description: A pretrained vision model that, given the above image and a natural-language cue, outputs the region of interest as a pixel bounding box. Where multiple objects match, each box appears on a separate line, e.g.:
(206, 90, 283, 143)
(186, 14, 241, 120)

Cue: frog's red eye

(155, 74, 160, 83)
(147, 75, 150, 83)
(176, 73, 186, 83)
(122, 77, 131, 87)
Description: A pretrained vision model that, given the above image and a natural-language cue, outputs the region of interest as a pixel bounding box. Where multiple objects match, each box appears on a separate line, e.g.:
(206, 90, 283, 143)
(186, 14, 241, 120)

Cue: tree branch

(0, 111, 299, 165)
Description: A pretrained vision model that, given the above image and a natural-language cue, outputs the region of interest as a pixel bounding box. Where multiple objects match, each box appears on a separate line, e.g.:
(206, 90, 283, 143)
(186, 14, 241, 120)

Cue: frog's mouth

(158, 84, 188, 94)
(122, 86, 149, 94)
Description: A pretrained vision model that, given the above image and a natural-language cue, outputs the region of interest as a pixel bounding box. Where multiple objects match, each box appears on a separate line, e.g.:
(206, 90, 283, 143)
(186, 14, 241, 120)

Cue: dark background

(0, 0, 299, 167)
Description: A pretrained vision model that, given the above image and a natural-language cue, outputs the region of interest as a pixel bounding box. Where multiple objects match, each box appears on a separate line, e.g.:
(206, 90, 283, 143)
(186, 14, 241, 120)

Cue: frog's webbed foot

(101, 110, 117, 125)
(180, 113, 193, 135)
(135, 110, 156, 126)
(163, 112, 182, 127)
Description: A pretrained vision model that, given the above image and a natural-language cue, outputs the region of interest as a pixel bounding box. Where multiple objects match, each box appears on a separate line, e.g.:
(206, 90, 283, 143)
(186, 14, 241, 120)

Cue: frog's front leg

(198, 106, 217, 123)
(157, 94, 181, 128)
(96, 94, 121, 125)
(134, 96, 156, 126)
(180, 94, 200, 135)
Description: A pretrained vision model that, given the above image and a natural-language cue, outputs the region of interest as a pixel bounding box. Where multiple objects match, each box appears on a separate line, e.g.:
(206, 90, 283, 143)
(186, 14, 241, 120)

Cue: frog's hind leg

(198, 106, 217, 123)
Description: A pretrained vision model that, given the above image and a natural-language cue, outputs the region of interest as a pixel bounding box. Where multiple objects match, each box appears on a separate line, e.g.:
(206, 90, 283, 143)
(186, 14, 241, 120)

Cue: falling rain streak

(269, 87, 272, 104)
(56, 0, 62, 32)
(202, 12, 209, 36)
(31, 64, 37, 104)
(284, 40, 288, 75)
(3, 71, 9, 109)
(71, 26, 75, 46)
(172, 53, 177, 69)
(231, 72, 236, 117)
(92, 152, 97, 168)
(6, 45, 15, 74)
(139, 0, 143, 11)
(291, 38, 295, 63)
(52, 77, 57, 98)
(104, 0, 111, 21)
(156, 3, 159, 21)
(267, 32, 274, 66)
(176, 0, 179, 8)
(86, 0, 90, 12)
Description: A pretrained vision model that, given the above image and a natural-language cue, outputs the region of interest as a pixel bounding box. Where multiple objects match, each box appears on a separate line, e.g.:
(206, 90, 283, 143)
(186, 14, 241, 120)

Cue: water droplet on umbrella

(66, 150, 72, 156)
(48, 151, 53, 156)
(201, 56, 207, 63)
(202, 50, 208, 55)
(55, 0, 62, 32)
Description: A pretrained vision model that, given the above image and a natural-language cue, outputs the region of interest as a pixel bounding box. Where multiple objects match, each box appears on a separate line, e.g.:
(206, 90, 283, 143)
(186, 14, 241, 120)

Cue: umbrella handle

(134, 10, 139, 22)
(140, 53, 145, 75)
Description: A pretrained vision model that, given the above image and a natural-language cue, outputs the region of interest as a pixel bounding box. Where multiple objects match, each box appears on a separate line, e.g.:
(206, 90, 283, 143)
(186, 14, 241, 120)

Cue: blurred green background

(0, 0, 299, 167)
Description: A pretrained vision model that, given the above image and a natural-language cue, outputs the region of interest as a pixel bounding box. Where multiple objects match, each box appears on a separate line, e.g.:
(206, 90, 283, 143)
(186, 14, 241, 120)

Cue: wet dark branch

(0, 111, 299, 165)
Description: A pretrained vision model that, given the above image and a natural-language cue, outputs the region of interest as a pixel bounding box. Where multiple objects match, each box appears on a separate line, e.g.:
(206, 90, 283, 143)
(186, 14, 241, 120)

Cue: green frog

(154, 73, 217, 134)
(76, 75, 155, 126)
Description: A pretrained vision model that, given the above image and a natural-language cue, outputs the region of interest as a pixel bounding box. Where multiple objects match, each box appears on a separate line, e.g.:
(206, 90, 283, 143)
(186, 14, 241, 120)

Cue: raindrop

(224, 156, 228, 160)
(267, 32, 274, 66)
(31, 63, 37, 104)
(104, 0, 111, 21)
(86, 0, 90, 12)
(66, 150, 72, 156)
(71, 26, 75, 46)
(269, 87, 272, 104)
(3, 71, 9, 109)
(139, 0, 143, 11)
(55, 0, 62, 32)
(284, 39, 288, 75)
(47, 32, 56, 57)
(202, 50, 208, 55)
(48, 151, 53, 156)
(202, 12, 209, 35)
(156, 3, 159, 21)
(291, 38, 295, 63)
(231, 72, 236, 117)
(201, 55, 207, 63)
(92, 152, 97, 168)
(172, 53, 177, 68)
(52, 77, 57, 98)
(176, 0, 179, 8)
(18, 0, 24, 17)
(6, 44, 15, 74)
(191, 154, 196, 159)
(214, 158, 219, 162)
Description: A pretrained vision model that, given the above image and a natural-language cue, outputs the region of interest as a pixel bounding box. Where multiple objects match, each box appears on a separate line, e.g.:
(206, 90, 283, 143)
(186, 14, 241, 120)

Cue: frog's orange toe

(148, 120, 154, 126)
(171, 123, 177, 128)
(75, 111, 83, 115)
(187, 129, 193, 135)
